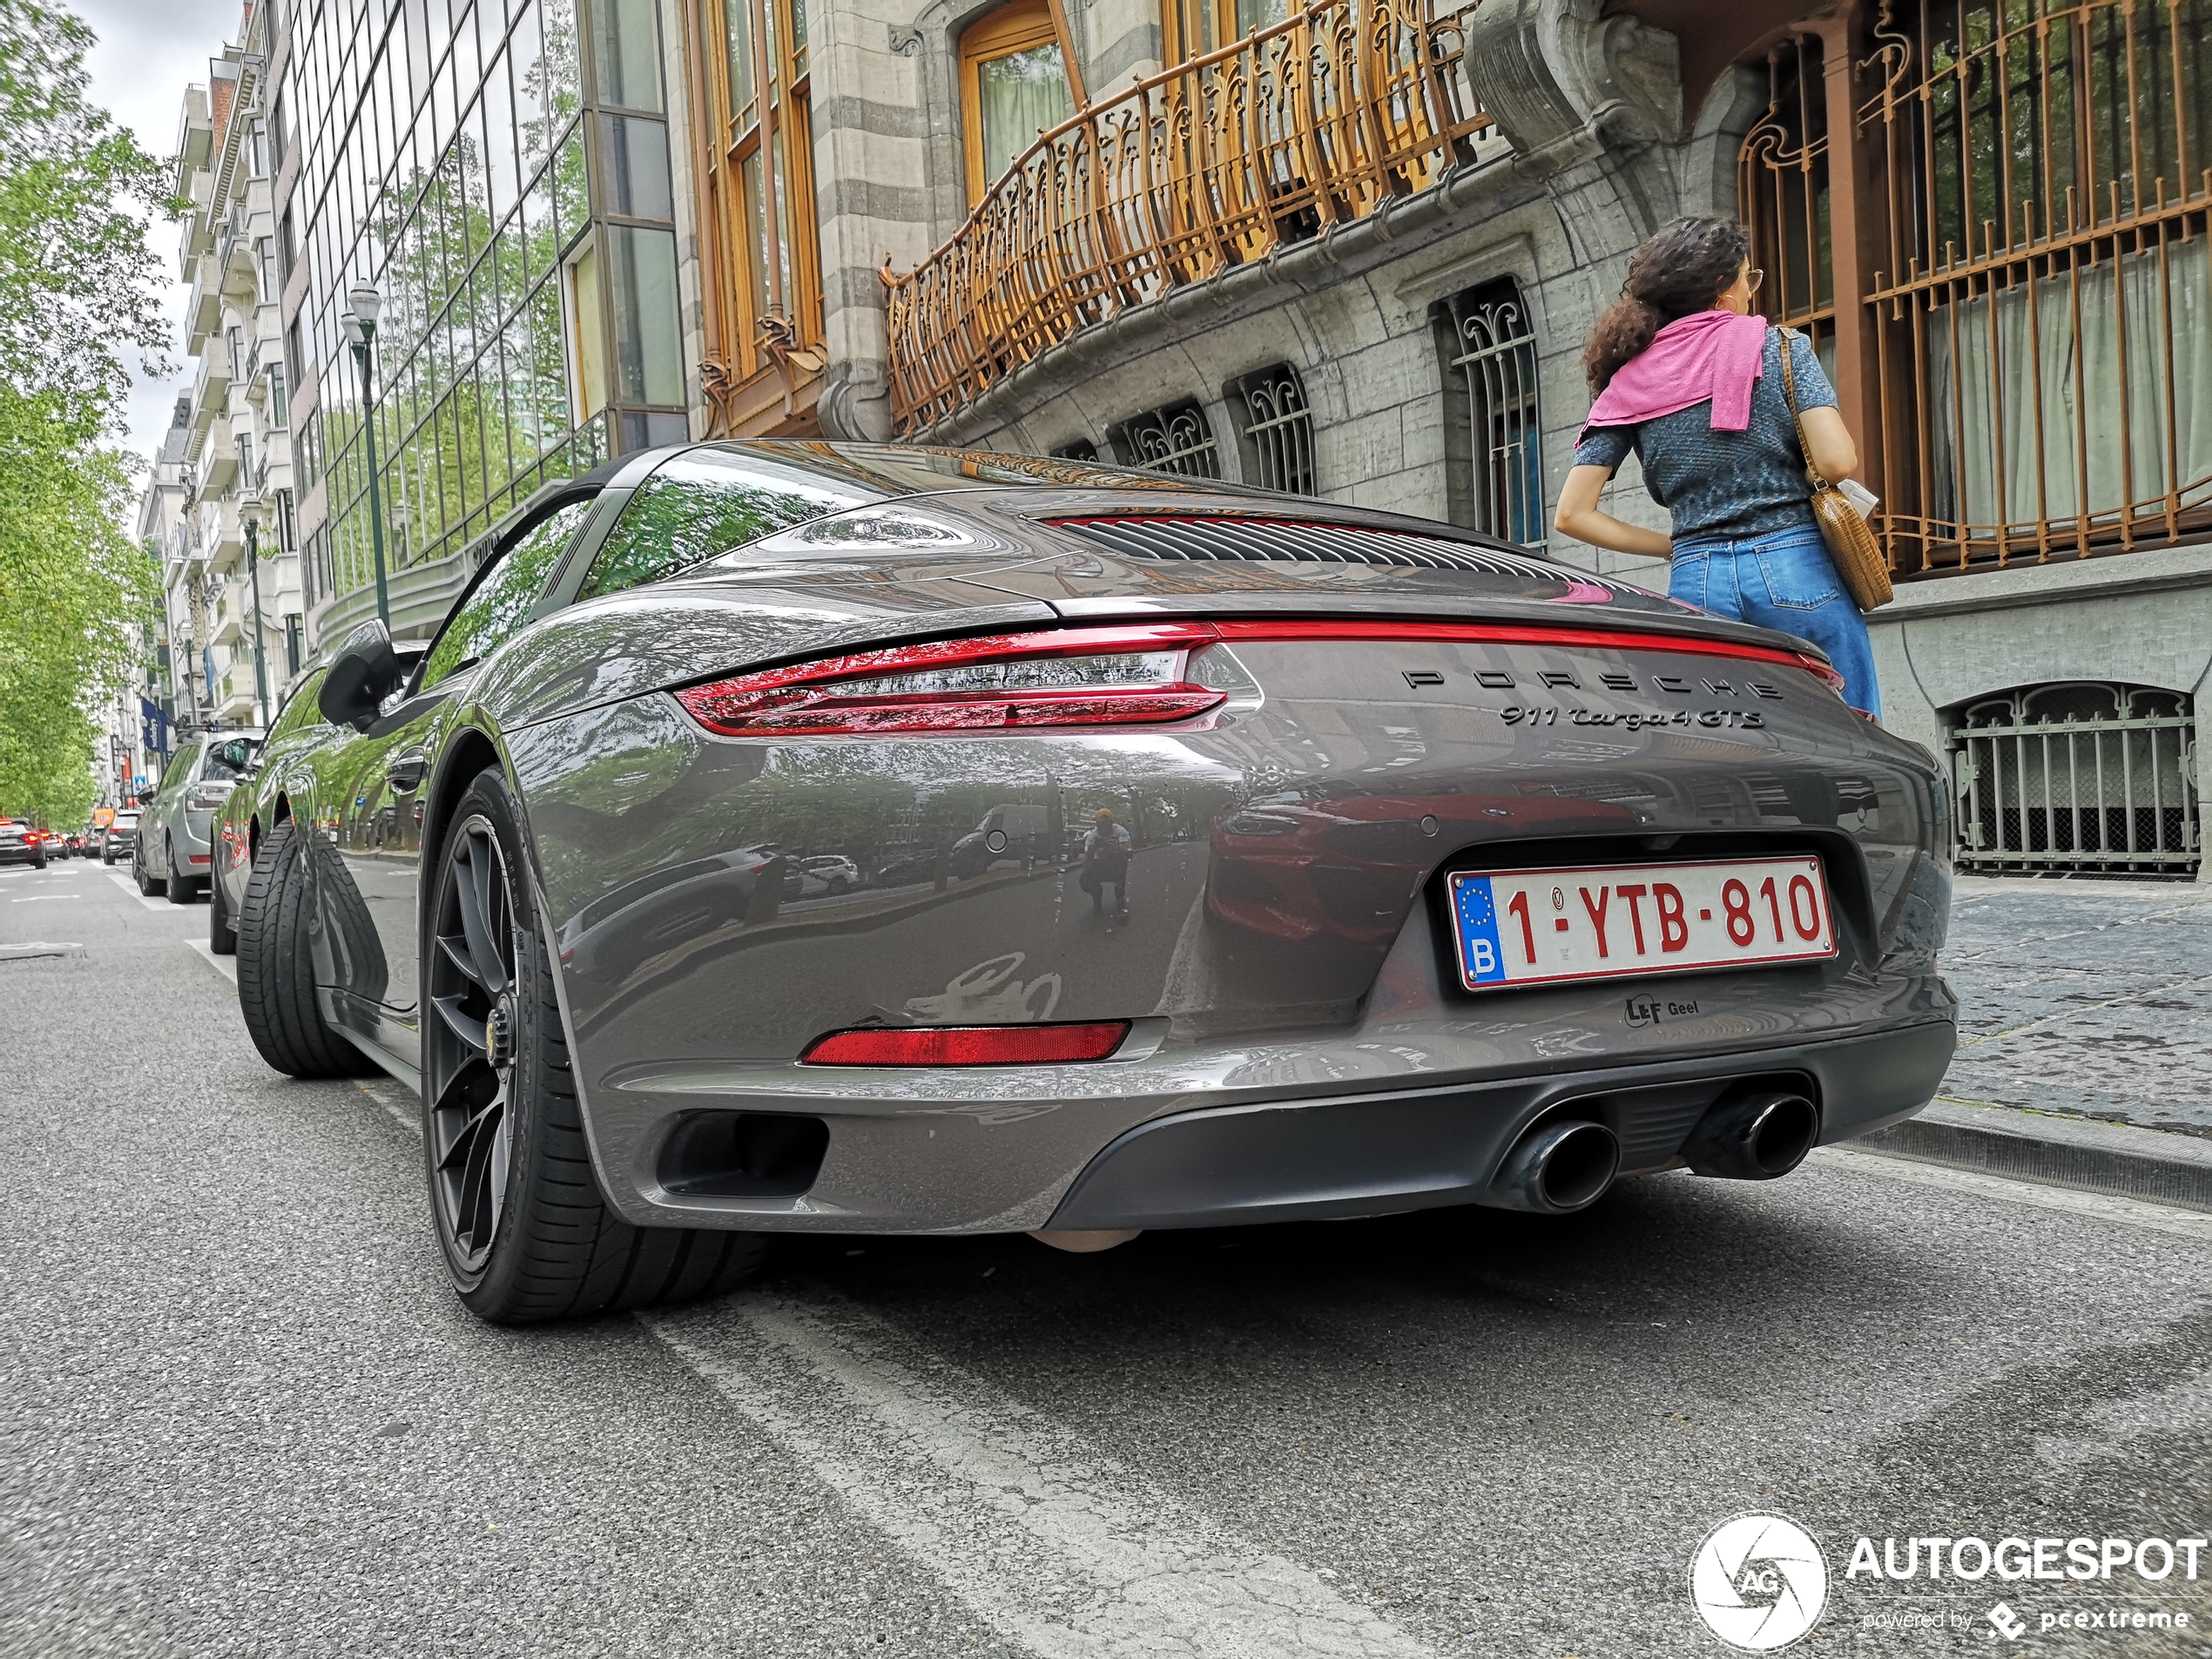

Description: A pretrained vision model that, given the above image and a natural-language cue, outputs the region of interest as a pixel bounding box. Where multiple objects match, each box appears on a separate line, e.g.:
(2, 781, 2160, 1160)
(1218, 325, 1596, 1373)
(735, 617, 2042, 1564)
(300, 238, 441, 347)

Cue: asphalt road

(3, 859, 2209, 1658)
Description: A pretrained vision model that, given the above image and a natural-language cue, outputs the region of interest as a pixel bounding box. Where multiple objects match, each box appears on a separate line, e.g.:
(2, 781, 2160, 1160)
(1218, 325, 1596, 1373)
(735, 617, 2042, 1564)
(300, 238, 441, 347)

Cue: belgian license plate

(1447, 856, 1837, 991)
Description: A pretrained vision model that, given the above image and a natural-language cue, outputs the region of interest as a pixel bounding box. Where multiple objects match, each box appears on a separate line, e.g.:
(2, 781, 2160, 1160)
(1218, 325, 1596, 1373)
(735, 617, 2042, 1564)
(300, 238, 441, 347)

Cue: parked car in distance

(788, 854, 862, 897)
(136, 732, 260, 902)
(37, 829, 68, 860)
(0, 819, 46, 869)
(100, 813, 138, 865)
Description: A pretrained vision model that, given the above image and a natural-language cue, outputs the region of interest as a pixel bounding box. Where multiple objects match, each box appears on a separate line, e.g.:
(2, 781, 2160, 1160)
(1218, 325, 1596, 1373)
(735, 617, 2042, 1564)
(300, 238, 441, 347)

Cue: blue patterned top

(1571, 329, 1836, 544)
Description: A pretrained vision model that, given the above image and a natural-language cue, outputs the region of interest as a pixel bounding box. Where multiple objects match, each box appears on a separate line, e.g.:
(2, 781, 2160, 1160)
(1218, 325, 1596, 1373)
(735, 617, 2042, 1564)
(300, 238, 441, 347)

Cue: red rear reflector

(800, 1022, 1131, 1067)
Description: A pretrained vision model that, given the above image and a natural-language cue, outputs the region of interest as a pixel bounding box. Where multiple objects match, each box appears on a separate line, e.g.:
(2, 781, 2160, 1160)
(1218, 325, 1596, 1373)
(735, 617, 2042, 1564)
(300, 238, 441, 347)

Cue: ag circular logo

(1689, 1513, 1829, 1650)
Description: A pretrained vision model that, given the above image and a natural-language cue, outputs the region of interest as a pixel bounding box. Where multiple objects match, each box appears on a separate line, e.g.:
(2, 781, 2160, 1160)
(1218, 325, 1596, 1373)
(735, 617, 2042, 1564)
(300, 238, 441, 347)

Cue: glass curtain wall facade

(285, 0, 687, 631)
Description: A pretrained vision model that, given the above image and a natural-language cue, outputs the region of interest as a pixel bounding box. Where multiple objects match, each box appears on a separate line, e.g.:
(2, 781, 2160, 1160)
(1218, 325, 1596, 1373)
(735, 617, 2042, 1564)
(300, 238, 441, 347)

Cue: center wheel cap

(486, 996, 516, 1069)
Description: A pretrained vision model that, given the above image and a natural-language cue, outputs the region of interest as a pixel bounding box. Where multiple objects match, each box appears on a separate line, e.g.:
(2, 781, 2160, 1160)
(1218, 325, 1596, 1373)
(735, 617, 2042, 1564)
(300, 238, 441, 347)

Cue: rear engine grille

(1047, 515, 1627, 585)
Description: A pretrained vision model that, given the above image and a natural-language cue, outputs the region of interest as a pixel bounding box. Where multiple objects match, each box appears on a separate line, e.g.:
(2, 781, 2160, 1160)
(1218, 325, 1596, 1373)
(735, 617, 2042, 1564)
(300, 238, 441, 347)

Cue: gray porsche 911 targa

(215, 441, 1954, 1324)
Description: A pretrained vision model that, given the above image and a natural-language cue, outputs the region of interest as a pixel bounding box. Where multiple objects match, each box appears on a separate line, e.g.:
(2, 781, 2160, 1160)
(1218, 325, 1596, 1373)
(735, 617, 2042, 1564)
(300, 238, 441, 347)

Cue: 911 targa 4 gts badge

(1501, 705, 1767, 731)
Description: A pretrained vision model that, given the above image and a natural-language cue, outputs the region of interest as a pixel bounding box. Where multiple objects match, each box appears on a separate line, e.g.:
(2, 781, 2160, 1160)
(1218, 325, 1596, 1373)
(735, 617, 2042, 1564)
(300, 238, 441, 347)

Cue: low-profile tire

(134, 843, 165, 897)
(208, 857, 238, 954)
(164, 837, 199, 904)
(424, 765, 767, 1325)
(236, 819, 361, 1077)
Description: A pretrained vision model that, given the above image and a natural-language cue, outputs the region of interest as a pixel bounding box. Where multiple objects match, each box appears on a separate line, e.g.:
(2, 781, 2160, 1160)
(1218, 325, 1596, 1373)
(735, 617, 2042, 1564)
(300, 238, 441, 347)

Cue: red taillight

(675, 618, 1845, 738)
(1789, 651, 1850, 700)
(799, 1022, 1132, 1067)
(675, 624, 1225, 738)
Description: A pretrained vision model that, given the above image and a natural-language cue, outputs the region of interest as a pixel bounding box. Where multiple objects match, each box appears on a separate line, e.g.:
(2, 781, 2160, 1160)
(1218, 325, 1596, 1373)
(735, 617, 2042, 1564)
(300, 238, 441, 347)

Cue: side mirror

(318, 620, 404, 732)
(217, 738, 256, 769)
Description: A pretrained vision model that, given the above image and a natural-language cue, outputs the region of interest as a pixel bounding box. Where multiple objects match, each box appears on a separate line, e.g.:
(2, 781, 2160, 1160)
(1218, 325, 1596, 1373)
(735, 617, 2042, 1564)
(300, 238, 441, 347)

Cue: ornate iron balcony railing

(882, 0, 1491, 435)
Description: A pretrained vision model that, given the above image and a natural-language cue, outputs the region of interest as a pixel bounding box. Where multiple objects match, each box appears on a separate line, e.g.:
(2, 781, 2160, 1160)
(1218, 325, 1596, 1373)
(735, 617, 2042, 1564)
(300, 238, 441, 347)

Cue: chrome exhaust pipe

(1682, 1090, 1819, 1181)
(1486, 1119, 1620, 1215)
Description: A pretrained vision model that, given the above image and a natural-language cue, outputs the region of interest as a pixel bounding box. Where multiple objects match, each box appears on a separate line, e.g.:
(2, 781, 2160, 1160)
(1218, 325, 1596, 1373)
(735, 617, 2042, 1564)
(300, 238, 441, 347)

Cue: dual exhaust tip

(1487, 1088, 1819, 1216)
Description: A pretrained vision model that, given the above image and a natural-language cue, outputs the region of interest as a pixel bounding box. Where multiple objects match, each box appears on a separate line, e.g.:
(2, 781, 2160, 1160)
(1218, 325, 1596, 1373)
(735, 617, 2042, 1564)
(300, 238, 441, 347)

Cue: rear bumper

(573, 982, 1955, 1234)
(1043, 1017, 1954, 1231)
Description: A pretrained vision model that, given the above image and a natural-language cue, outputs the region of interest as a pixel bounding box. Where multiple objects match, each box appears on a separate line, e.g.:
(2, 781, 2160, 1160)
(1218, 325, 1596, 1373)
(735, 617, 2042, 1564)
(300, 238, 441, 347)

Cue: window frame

(412, 486, 605, 694)
(690, 0, 825, 406)
(959, 0, 1085, 206)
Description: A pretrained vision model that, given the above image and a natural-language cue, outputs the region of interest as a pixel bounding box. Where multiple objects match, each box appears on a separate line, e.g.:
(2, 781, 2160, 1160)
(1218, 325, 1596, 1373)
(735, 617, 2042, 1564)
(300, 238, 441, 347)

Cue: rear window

(577, 450, 872, 602)
(200, 743, 257, 782)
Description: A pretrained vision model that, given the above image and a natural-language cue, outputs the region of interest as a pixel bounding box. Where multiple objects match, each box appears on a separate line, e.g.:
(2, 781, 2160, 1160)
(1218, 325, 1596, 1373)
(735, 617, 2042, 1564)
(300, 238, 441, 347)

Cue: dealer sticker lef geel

(1448, 856, 1836, 991)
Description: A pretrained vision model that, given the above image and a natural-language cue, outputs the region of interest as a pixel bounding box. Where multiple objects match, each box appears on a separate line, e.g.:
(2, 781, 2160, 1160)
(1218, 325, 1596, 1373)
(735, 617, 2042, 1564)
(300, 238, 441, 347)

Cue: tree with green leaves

(0, 0, 173, 824)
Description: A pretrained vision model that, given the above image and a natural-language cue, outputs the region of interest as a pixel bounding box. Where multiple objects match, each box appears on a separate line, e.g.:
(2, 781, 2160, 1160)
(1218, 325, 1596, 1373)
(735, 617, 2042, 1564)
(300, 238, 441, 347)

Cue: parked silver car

(99, 812, 139, 866)
(134, 732, 260, 903)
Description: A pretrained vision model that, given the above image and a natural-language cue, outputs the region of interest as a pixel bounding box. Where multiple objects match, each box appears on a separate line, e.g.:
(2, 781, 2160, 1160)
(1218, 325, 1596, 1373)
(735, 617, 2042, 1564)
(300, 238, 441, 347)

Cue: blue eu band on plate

(1450, 857, 1837, 990)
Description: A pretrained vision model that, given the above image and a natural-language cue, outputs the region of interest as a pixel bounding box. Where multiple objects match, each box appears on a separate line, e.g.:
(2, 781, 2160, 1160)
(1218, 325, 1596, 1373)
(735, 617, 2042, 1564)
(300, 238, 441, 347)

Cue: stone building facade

(271, 0, 2209, 878)
(144, 3, 305, 739)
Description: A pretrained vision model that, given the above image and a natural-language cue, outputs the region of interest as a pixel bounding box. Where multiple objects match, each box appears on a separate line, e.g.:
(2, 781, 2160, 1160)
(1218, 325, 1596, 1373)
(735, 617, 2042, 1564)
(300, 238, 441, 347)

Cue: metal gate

(1948, 683, 2201, 875)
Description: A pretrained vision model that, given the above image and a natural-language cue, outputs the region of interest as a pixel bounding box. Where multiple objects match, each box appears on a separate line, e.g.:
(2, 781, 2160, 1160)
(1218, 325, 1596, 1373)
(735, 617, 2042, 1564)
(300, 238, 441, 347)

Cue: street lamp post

(340, 281, 389, 631)
(239, 496, 271, 728)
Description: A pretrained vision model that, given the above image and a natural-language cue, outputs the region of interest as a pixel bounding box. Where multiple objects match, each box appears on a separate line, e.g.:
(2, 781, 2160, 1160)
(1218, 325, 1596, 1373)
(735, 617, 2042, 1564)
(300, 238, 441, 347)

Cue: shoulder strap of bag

(1774, 325, 1832, 490)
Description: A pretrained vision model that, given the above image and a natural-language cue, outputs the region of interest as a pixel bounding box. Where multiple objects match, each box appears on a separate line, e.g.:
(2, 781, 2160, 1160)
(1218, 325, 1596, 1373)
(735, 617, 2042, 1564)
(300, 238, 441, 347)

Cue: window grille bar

(1106, 401, 1223, 479)
(1946, 682, 2200, 873)
(1228, 365, 1318, 495)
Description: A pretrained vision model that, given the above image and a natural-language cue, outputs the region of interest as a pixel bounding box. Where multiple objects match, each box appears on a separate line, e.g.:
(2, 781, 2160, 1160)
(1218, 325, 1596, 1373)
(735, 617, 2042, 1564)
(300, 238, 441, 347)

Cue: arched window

(1436, 279, 1543, 545)
(961, 1, 1080, 204)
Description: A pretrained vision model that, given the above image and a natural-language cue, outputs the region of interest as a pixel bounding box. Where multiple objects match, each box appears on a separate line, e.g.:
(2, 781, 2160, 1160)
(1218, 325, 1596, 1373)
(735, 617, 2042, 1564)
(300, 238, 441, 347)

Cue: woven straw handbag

(1777, 326, 1892, 612)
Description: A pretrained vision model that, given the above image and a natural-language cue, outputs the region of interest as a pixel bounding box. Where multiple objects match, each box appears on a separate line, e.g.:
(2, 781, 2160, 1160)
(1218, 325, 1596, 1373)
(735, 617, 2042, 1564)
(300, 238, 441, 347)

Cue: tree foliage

(0, 0, 171, 823)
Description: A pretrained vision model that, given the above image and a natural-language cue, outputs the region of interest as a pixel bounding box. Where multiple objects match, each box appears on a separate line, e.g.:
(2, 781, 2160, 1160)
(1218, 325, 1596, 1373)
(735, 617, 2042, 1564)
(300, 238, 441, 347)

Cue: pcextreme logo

(1690, 1513, 1831, 1651)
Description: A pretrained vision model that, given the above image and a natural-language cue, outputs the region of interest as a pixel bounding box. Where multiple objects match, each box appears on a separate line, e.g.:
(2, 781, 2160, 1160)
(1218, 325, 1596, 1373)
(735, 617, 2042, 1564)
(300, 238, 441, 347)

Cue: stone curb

(1851, 1099, 2212, 1215)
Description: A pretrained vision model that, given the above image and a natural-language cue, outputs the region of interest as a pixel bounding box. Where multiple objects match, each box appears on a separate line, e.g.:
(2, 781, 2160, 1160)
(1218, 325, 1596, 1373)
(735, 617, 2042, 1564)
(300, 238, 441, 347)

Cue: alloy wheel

(426, 813, 523, 1273)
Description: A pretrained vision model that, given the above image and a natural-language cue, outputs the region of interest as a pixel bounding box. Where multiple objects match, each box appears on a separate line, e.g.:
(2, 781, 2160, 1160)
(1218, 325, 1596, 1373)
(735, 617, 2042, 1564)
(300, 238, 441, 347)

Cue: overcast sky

(73, 0, 253, 462)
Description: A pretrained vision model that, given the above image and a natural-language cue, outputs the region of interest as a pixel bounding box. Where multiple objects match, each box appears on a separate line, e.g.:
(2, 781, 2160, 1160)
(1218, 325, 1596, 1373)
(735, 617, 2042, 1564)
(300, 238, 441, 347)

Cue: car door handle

(386, 753, 428, 792)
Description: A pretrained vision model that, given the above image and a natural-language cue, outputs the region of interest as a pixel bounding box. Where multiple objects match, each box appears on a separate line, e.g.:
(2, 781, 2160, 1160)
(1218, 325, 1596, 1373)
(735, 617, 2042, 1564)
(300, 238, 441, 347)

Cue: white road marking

(105, 873, 175, 913)
(361, 1082, 419, 1136)
(185, 939, 238, 986)
(10, 894, 80, 901)
(0, 942, 83, 961)
(641, 1293, 1435, 1659)
(1812, 1145, 2212, 1244)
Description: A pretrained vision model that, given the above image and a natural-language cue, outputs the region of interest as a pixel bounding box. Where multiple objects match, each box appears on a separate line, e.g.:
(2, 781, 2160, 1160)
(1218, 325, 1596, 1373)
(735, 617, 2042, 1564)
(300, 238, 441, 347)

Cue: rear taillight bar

(800, 1022, 1132, 1066)
(673, 618, 1847, 738)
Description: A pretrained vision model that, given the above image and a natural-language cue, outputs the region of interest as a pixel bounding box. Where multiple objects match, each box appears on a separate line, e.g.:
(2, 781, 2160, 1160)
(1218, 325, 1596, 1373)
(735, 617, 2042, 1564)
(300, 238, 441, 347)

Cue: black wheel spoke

(432, 993, 489, 1057)
(426, 807, 525, 1276)
(455, 834, 509, 996)
(436, 932, 483, 988)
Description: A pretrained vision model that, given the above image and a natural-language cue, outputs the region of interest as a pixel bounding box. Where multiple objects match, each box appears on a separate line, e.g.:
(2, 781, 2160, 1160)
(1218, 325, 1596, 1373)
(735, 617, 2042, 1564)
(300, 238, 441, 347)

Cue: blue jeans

(1668, 525, 1882, 719)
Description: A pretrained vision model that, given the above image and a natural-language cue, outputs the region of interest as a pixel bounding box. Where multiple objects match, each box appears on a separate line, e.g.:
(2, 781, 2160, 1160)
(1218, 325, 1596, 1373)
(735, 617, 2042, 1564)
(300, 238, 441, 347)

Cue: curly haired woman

(1553, 216, 1880, 718)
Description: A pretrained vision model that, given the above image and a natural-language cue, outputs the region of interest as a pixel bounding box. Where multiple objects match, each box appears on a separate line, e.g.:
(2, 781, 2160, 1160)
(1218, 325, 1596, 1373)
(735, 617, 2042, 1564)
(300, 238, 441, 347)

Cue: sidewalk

(1937, 873, 2212, 1136)
(1853, 872, 2212, 1212)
